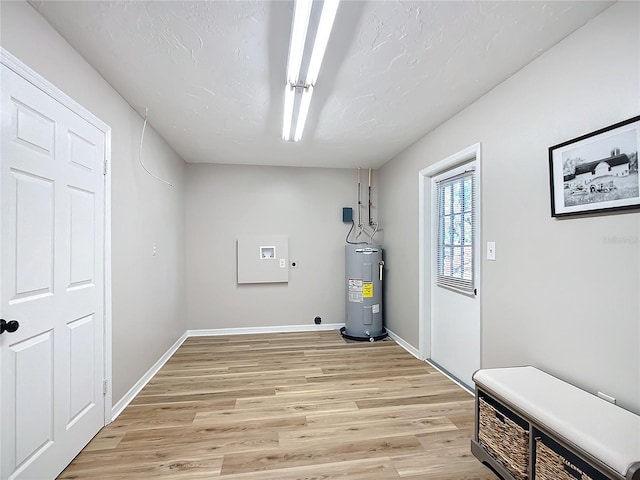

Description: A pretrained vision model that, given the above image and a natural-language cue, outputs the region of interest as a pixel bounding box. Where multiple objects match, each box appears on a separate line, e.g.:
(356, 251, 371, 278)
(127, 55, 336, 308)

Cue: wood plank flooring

(59, 331, 497, 480)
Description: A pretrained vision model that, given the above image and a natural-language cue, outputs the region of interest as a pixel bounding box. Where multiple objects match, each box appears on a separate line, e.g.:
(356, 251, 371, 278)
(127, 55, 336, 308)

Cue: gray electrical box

(237, 235, 289, 284)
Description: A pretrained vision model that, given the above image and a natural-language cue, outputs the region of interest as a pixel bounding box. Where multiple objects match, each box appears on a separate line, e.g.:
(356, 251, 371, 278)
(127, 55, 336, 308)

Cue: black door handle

(0, 319, 19, 334)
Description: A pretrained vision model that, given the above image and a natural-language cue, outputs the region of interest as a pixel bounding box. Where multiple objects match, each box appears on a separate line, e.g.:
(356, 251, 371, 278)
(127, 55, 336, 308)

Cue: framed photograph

(549, 115, 640, 217)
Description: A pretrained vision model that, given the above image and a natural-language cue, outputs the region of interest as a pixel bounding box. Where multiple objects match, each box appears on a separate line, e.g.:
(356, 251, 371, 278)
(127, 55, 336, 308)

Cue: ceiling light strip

(305, 0, 340, 86)
(287, 0, 313, 85)
(282, 84, 296, 140)
(283, 0, 340, 142)
(294, 85, 313, 141)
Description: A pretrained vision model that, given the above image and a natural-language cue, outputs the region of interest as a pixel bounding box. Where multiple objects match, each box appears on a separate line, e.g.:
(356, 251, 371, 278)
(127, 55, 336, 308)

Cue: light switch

(279, 258, 286, 268)
(487, 242, 496, 261)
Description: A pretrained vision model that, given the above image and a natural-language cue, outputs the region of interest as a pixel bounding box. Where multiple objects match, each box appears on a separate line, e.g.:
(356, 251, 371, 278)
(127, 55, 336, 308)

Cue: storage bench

(471, 366, 640, 480)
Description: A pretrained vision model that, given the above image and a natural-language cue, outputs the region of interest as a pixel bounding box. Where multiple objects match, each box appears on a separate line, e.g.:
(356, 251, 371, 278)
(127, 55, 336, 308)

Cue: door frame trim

(418, 142, 482, 362)
(1, 48, 113, 424)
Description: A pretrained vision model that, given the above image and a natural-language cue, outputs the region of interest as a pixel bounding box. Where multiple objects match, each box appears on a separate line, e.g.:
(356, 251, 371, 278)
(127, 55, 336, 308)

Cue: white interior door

(425, 150, 481, 390)
(1, 64, 105, 480)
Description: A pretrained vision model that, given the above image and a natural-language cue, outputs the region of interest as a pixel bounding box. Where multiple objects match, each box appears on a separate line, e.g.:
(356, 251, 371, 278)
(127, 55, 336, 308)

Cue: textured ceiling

(30, 0, 612, 169)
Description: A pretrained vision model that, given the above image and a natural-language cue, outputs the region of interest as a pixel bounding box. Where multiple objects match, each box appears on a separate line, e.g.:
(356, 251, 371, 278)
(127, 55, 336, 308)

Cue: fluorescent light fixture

(283, 0, 339, 142)
(294, 85, 313, 141)
(306, 0, 339, 86)
(287, 0, 313, 84)
(282, 84, 295, 140)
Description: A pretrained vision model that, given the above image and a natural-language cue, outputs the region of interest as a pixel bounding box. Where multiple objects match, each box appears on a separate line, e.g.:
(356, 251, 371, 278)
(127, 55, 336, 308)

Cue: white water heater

(342, 244, 387, 341)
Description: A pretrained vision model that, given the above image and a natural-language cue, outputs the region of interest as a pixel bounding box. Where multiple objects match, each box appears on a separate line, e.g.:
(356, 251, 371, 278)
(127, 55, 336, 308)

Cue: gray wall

(0, 1, 188, 404)
(379, 2, 640, 413)
(185, 164, 373, 329)
(4, 0, 637, 416)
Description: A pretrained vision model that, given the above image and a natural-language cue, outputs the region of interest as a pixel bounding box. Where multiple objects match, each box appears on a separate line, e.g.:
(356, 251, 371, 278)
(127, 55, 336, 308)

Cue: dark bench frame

(471, 383, 640, 480)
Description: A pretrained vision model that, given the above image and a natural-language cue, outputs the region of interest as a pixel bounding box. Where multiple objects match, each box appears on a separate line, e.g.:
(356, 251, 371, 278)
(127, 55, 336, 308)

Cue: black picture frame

(549, 115, 640, 217)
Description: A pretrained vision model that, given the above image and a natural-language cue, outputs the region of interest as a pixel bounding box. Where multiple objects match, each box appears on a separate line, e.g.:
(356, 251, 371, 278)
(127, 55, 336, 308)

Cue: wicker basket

(535, 437, 608, 480)
(478, 396, 529, 480)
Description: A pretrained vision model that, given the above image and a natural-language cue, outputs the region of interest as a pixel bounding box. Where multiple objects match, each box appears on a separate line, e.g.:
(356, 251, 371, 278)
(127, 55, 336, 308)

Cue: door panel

(68, 314, 96, 427)
(1, 63, 105, 480)
(68, 130, 97, 172)
(69, 186, 96, 289)
(14, 100, 55, 157)
(12, 331, 54, 469)
(429, 160, 480, 389)
(12, 170, 55, 301)
(430, 286, 480, 387)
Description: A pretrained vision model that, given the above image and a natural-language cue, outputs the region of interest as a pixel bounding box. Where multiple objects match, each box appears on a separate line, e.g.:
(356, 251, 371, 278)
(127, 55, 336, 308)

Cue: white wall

(185, 164, 375, 330)
(0, 1, 187, 404)
(379, 2, 640, 413)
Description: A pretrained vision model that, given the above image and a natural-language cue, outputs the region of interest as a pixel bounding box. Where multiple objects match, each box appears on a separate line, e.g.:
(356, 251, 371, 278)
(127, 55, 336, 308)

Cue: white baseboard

(386, 329, 473, 395)
(110, 324, 345, 420)
(187, 323, 345, 337)
(111, 331, 188, 421)
(109, 323, 473, 423)
(386, 328, 420, 359)
(425, 358, 474, 395)
(110, 324, 473, 421)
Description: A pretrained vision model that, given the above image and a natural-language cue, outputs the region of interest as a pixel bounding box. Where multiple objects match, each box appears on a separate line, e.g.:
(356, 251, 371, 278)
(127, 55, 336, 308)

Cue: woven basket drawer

(478, 395, 529, 480)
(534, 434, 610, 480)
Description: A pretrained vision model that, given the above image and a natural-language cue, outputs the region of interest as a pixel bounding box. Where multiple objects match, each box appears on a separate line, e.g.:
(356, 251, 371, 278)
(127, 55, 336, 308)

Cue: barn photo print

(550, 115, 640, 217)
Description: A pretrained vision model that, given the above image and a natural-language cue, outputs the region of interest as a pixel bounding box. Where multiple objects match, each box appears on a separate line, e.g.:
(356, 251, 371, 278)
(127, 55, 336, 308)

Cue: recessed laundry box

(237, 235, 288, 284)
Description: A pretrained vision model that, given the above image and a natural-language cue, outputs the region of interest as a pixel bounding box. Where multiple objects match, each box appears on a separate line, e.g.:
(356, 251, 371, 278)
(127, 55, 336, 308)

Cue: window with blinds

(436, 169, 475, 294)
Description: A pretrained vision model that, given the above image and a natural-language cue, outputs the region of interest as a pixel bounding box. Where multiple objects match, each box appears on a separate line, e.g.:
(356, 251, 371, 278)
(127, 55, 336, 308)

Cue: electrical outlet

(279, 258, 286, 268)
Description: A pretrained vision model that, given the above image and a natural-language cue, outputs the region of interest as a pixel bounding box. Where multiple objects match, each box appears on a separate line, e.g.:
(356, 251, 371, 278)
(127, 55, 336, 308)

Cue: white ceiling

(30, 0, 612, 169)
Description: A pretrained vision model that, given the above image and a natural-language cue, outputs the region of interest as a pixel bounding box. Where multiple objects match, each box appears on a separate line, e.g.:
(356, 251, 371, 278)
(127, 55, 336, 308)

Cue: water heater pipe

(357, 168, 362, 228)
(368, 168, 373, 226)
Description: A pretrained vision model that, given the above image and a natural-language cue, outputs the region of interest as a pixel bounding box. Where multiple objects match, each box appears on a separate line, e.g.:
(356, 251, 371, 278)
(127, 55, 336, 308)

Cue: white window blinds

(436, 169, 476, 294)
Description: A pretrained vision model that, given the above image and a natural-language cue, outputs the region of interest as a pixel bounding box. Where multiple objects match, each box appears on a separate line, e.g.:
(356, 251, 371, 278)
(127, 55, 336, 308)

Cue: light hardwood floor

(59, 331, 497, 479)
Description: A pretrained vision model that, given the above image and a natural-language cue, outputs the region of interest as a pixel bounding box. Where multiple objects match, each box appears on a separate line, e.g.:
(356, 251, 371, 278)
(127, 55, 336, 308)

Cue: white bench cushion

(473, 366, 640, 477)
